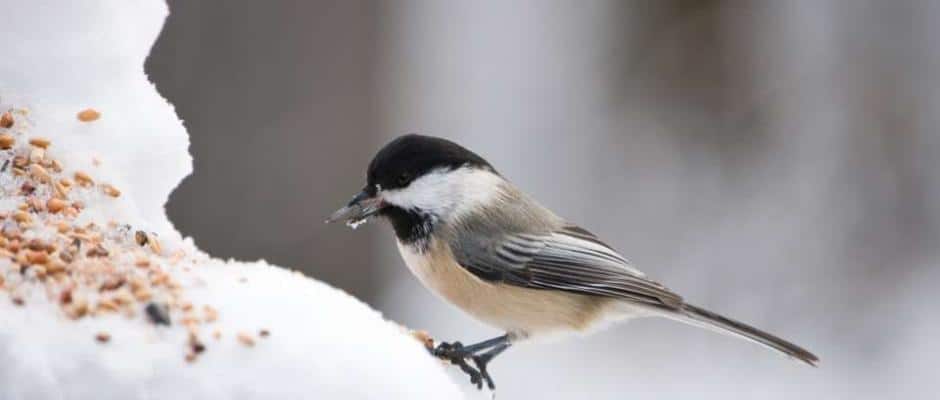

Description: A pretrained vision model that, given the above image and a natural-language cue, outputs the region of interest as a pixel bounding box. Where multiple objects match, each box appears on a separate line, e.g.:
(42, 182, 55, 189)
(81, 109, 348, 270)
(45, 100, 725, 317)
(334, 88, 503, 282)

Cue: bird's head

(327, 134, 502, 243)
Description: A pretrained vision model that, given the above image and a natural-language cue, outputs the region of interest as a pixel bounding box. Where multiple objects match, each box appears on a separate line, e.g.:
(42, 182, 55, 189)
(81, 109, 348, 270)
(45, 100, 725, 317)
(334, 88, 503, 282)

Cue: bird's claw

(472, 355, 496, 390)
(431, 341, 492, 390)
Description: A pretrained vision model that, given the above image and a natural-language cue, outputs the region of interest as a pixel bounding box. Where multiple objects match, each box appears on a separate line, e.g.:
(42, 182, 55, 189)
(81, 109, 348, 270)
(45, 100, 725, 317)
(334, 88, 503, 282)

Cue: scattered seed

(189, 332, 206, 354)
(11, 296, 24, 306)
(12, 155, 27, 168)
(184, 353, 197, 363)
(20, 182, 35, 195)
(259, 329, 270, 338)
(47, 198, 67, 213)
(99, 276, 125, 291)
(203, 305, 218, 322)
(25, 250, 48, 265)
(59, 289, 73, 305)
(95, 332, 111, 343)
(29, 164, 51, 183)
(133, 287, 152, 302)
(74, 171, 94, 187)
(148, 234, 162, 255)
(29, 147, 44, 164)
(0, 134, 14, 149)
(86, 244, 109, 258)
(101, 183, 120, 198)
(134, 230, 148, 246)
(28, 137, 51, 149)
(236, 332, 255, 347)
(145, 302, 171, 326)
(13, 211, 31, 224)
(0, 112, 13, 128)
(27, 197, 44, 212)
(65, 299, 89, 319)
(77, 108, 100, 122)
(96, 298, 120, 312)
(1, 159, 8, 172)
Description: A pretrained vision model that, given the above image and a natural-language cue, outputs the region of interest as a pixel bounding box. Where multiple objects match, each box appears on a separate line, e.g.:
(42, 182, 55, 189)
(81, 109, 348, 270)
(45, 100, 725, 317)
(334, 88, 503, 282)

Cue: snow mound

(0, 1, 462, 399)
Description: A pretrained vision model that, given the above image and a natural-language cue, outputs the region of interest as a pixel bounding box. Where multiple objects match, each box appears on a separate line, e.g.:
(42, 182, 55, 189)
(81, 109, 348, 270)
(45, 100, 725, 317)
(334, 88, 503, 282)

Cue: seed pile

(0, 107, 268, 363)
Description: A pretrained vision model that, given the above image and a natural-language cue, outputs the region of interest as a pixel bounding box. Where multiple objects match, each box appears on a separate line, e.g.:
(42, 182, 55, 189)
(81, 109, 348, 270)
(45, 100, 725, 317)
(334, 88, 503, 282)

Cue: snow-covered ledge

(0, 1, 462, 398)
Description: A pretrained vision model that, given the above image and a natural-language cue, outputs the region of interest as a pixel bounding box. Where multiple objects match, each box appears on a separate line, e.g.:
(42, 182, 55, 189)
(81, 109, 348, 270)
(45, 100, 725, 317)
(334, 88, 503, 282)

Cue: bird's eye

(397, 172, 411, 185)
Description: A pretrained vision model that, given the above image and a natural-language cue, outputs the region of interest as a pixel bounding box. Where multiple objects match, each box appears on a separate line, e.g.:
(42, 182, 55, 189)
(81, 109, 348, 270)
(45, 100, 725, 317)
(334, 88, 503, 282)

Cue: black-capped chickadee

(327, 134, 818, 389)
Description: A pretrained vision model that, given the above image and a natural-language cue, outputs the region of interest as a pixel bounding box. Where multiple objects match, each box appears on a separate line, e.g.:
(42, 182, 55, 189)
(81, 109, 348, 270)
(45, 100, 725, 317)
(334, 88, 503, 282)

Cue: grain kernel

(148, 234, 162, 255)
(45, 260, 66, 274)
(53, 180, 71, 199)
(47, 198, 67, 213)
(74, 171, 94, 187)
(133, 287, 152, 302)
(56, 221, 70, 233)
(100, 276, 125, 291)
(29, 164, 51, 184)
(113, 290, 134, 305)
(66, 299, 89, 319)
(95, 332, 111, 343)
(13, 211, 31, 224)
(28, 137, 51, 149)
(96, 298, 120, 312)
(101, 183, 121, 198)
(29, 147, 44, 164)
(0, 112, 13, 128)
(77, 108, 100, 122)
(25, 250, 48, 265)
(203, 305, 219, 322)
(0, 134, 14, 149)
(236, 332, 255, 347)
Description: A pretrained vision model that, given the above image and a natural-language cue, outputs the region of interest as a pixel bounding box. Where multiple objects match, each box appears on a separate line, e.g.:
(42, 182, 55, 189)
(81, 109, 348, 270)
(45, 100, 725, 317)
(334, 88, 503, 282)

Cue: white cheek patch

(381, 167, 503, 218)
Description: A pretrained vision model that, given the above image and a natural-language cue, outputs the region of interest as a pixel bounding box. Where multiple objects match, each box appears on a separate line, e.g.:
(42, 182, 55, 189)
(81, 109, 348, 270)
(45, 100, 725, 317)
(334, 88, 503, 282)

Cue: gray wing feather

(452, 224, 683, 308)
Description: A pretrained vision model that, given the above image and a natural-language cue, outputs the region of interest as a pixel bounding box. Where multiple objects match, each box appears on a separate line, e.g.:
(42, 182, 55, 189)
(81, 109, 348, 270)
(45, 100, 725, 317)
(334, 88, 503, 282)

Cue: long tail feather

(676, 303, 819, 366)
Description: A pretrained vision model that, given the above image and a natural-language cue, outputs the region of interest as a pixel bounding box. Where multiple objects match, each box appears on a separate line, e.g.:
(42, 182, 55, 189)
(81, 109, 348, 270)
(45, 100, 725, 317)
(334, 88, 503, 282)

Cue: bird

(326, 134, 818, 390)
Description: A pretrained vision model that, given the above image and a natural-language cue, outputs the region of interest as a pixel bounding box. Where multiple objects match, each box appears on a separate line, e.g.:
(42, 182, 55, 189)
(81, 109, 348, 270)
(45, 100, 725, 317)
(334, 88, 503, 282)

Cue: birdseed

(77, 108, 100, 122)
(0, 134, 14, 149)
(0, 112, 13, 128)
(236, 332, 255, 347)
(0, 104, 236, 363)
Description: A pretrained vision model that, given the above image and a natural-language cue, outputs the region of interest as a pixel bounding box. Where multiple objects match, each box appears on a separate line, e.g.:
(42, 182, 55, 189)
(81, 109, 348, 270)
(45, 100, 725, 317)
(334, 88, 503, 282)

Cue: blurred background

(147, 1, 939, 398)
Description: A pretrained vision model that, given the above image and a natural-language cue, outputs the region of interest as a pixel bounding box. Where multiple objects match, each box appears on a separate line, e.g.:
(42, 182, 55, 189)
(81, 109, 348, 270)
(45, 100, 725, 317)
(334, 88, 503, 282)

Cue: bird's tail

(669, 303, 819, 366)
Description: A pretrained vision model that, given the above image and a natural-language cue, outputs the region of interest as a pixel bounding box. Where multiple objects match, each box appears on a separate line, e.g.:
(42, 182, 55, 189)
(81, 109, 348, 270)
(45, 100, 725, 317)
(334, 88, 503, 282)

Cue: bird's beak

(325, 189, 385, 227)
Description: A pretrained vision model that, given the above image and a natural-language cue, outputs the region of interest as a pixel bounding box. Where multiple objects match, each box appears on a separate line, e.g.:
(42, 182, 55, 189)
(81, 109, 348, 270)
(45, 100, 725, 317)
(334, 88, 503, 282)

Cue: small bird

(327, 134, 818, 389)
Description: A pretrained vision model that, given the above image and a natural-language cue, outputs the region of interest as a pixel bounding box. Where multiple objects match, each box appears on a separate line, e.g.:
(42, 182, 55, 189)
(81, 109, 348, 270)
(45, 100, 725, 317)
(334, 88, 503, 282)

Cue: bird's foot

(430, 341, 485, 389)
(471, 353, 496, 390)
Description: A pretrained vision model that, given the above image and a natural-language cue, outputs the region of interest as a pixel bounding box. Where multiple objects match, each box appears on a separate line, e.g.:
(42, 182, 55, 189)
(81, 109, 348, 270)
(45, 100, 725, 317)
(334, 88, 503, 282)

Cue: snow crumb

(0, 1, 462, 399)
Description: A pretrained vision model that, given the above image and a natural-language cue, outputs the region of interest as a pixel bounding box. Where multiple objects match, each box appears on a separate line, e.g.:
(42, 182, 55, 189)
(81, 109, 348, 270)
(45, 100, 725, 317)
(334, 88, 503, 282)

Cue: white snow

(0, 1, 462, 399)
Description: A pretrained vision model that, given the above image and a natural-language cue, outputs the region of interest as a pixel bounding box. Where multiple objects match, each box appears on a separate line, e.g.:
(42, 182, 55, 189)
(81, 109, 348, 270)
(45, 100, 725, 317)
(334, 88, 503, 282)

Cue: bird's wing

(451, 224, 684, 308)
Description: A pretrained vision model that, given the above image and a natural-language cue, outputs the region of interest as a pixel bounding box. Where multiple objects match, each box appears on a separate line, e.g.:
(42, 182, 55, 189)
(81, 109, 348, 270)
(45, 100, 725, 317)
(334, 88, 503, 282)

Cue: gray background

(148, 1, 939, 398)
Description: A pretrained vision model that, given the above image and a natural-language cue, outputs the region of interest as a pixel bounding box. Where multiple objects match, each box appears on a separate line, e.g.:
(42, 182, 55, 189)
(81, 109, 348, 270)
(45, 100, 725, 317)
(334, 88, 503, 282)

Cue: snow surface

(0, 1, 462, 399)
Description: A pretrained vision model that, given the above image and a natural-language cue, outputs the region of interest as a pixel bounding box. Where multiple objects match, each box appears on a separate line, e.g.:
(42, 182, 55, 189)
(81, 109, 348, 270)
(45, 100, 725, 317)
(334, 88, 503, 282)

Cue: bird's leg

(430, 334, 512, 390)
(472, 343, 510, 390)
